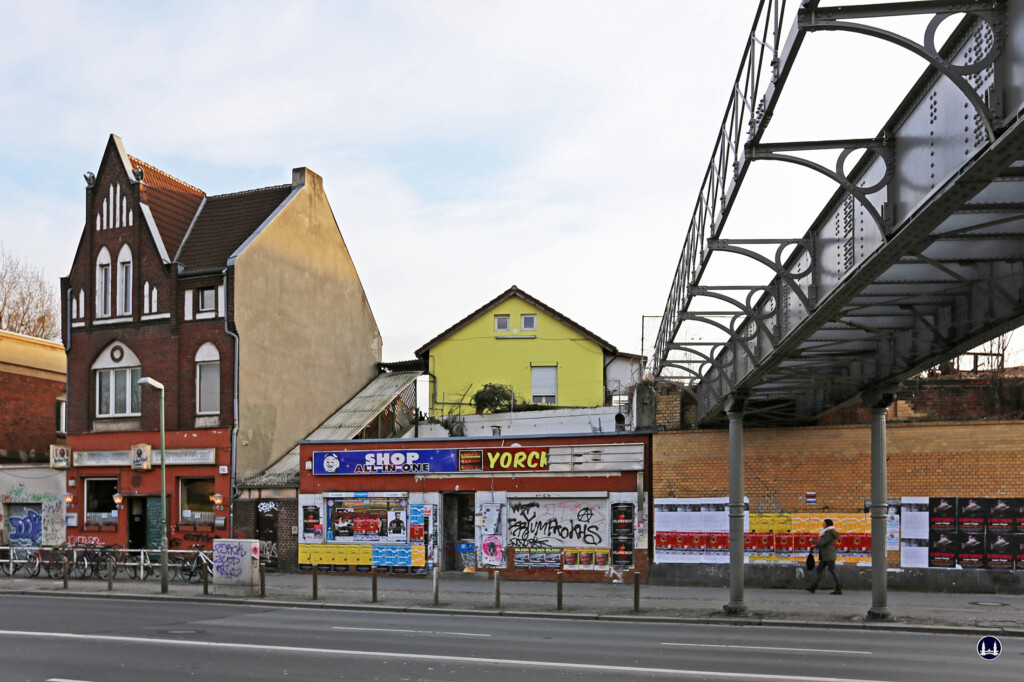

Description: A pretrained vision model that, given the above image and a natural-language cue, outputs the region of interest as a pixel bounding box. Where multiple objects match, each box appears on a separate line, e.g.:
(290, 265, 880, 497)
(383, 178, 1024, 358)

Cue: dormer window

(494, 315, 510, 332)
(521, 314, 536, 331)
(198, 287, 217, 313)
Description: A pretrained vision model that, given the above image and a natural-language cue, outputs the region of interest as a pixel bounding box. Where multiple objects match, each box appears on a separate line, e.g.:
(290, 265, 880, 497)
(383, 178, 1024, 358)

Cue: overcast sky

(4, 2, 1013, 366)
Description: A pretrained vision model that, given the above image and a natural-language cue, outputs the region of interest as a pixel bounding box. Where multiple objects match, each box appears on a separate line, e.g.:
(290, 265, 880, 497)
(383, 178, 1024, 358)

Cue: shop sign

(50, 445, 71, 470)
(313, 449, 460, 475)
(458, 449, 482, 471)
(131, 444, 152, 471)
(483, 448, 548, 472)
(74, 448, 216, 467)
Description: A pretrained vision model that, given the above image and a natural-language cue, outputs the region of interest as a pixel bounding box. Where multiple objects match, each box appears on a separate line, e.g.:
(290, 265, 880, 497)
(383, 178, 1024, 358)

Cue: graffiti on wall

(9, 507, 42, 545)
(508, 499, 608, 548)
(213, 541, 248, 579)
(3, 485, 65, 546)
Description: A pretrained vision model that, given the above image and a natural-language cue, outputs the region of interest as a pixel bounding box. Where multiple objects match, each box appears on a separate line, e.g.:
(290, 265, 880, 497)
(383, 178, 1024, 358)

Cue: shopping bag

(805, 551, 815, 571)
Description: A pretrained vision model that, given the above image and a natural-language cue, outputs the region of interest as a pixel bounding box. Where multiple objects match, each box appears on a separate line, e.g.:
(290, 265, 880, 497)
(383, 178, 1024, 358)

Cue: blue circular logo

(977, 636, 1001, 660)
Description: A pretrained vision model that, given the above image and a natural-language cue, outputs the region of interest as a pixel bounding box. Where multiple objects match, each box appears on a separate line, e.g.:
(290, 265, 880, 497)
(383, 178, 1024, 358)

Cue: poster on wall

(957, 498, 987, 531)
(480, 535, 505, 567)
(985, 532, 1015, 569)
(653, 497, 748, 564)
(928, 530, 958, 567)
(612, 538, 634, 569)
(987, 498, 1018, 531)
(507, 498, 609, 550)
(326, 495, 407, 543)
(957, 531, 985, 568)
(929, 497, 957, 530)
(479, 504, 502, 535)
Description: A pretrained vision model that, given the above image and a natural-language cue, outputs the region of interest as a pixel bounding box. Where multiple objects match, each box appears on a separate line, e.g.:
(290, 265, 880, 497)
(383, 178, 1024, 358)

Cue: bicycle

(0, 545, 42, 577)
(44, 543, 73, 579)
(124, 549, 158, 580)
(175, 545, 213, 583)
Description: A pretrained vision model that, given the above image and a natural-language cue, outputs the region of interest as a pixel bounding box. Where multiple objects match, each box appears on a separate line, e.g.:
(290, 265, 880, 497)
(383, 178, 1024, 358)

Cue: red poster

(706, 533, 729, 550)
(775, 533, 794, 554)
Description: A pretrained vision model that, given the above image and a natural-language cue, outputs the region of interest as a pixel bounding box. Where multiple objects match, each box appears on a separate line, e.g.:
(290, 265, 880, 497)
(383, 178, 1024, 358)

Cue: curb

(5, 587, 1023, 637)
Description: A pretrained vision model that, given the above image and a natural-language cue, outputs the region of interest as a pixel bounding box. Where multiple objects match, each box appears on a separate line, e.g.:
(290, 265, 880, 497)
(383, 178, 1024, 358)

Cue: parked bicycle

(175, 545, 213, 583)
(0, 544, 43, 577)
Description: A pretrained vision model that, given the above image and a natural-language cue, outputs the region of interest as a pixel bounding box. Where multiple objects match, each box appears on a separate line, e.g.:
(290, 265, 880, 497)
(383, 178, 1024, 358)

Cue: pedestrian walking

(805, 518, 842, 594)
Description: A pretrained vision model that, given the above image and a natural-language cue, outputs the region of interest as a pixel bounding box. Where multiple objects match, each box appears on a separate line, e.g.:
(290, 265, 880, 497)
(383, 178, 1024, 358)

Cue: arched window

(95, 247, 111, 318)
(195, 342, 220, 415)
(77, 290, 85, 319)
(92, 342, 141, 417)
(116, 244, 132, 316)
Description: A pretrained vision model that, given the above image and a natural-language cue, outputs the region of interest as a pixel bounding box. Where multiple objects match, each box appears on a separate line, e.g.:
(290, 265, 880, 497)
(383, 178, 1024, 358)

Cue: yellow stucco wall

(233, 169, 382, 477)
(0, 330, 66, 383)
(426, 296, 606, 417)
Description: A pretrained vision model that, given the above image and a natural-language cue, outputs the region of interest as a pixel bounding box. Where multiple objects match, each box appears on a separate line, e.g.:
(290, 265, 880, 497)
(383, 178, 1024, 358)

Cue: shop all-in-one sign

(313, 447, 551, 475)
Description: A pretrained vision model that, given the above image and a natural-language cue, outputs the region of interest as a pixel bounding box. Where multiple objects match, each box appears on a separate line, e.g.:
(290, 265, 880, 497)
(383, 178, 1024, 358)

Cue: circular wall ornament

(110, 346, 124, 363)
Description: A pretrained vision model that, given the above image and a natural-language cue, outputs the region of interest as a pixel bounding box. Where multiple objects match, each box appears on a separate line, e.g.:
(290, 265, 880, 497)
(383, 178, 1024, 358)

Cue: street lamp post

(138, 376, 169, 594)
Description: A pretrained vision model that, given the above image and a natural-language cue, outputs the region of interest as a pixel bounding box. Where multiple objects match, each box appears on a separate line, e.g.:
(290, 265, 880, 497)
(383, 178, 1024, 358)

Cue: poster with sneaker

(987, 498, 1017, 531)
(957, 531, 985, 568)
(957, 498, 988, 531)
(928, 530, 957, 567)
(929, 497, 957, 531)
(985, 532, 1015, 569)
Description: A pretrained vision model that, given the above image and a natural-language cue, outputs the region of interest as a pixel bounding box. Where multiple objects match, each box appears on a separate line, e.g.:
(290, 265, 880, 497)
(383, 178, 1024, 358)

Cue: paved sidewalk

(2, 570, 1022, 636)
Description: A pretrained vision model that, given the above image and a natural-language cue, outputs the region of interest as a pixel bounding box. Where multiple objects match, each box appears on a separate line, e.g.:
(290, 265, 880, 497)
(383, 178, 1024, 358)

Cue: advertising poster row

(653, 498, 876, 565)
(900, 496, 1024, 569)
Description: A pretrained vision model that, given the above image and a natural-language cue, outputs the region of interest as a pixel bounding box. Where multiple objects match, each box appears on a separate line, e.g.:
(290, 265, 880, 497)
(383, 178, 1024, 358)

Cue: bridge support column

(724, 394, 747, 615)
(864, 390, 896, 621)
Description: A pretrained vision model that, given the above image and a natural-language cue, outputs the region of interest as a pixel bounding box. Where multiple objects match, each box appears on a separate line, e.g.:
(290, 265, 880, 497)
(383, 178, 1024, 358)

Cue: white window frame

(92, 342, 142, 418)
(96, 247, 111, 318)
(116, 244, 133, 316)
(494, 314, 510, 332)
(195, 342, 221, 416)
(198, 286, 217, 313)
(85, 478, 118, 526)
(56, 399, 67, 435)
(531, 365, 557, 404)
(521, 314, 537, 331)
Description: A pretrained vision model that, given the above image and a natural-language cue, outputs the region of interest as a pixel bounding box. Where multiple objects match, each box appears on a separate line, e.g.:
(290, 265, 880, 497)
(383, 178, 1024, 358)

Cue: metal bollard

(371, 566, 378, 603)
(312, 564, 318, 600)
(634, 571, 641, 613)
(556, 571, 563, 611)
(494, 571, 501, 609)
(202, 562, 209, 596)
(432, 566, 439, 606)
(63, 557, 69, 589)
(260, 563, 266, 598)
(107, 558, 114, 591)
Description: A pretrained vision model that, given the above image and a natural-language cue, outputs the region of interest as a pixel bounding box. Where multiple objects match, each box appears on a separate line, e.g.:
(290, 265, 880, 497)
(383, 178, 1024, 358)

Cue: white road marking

(2, 629, 889, 681)
(663, 642, 871, 655)
(331, 625, 490, 637)
(47, 679, 96, 682)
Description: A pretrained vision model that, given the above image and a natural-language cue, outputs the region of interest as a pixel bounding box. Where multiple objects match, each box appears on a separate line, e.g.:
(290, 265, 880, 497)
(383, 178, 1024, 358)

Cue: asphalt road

(0, 595, 1015, 681)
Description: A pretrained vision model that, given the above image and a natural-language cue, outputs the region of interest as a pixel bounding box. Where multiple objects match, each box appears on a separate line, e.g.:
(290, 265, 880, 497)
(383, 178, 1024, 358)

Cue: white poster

(900, 497, 929, 540)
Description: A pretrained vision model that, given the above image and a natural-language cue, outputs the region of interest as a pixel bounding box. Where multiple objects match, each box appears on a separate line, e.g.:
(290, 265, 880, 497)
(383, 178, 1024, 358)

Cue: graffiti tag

(508, 500, 608, 548)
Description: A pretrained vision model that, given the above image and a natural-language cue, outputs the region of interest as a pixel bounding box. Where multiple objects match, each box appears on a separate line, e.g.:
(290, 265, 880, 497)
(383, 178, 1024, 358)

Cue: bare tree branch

(0, 241, 61, 340)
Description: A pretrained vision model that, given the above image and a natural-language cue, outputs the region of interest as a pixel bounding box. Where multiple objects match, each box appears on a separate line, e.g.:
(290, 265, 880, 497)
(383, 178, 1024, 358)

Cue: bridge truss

(654, 0, 1024, 425)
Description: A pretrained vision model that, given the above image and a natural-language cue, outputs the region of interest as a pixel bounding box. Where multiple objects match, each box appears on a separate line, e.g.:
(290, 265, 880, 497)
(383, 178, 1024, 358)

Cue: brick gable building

(60, 135, 381, 551)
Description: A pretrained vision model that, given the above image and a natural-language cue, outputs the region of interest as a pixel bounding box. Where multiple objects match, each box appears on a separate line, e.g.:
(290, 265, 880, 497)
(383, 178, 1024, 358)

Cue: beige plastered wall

(232, 169, 382, 477)
(0, 330, 67, 382)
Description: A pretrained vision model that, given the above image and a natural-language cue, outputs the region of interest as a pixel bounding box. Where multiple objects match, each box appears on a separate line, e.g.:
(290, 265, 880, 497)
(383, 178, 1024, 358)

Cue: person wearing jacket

(806, 518, 842, 594)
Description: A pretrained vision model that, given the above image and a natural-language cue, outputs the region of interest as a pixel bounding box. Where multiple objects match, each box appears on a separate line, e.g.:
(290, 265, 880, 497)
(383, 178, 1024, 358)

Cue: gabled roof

(414, 285, 617, 357)
(106, 137, 298, 274)
(129, 156, 206, 260)
(176, 184, 293, 272)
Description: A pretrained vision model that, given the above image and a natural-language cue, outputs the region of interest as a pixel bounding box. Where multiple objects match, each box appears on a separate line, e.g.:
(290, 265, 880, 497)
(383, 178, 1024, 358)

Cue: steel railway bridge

(653, 0, 1024, 618)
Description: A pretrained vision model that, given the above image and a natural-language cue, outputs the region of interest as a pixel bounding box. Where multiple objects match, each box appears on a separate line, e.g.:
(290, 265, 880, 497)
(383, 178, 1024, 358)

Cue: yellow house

(415, 286, 622, 418)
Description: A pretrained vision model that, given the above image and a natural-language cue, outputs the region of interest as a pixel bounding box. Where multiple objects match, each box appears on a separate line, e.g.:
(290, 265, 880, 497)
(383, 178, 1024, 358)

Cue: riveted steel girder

(656, 0, 1024, 425)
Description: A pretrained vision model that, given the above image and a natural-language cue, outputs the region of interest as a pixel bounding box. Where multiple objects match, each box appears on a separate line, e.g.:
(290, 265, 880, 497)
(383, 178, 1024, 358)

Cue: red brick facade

(0, 371, 65, 462)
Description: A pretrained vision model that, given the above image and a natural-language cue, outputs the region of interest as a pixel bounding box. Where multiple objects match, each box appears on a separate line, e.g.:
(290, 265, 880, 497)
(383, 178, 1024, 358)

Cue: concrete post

(864, 390, 896, 620)
(724, 394, 747, 615)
